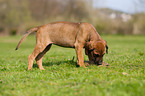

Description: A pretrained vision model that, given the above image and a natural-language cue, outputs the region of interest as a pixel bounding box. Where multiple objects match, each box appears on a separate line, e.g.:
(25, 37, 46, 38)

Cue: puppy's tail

(15, 27, 39, 50)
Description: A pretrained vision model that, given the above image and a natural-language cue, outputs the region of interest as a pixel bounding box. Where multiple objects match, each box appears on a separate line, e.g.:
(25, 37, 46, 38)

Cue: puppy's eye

(94, 54, 99, 57)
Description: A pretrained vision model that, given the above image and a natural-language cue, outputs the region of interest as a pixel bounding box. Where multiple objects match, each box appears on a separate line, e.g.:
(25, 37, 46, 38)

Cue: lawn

(0, 35, 145, 96)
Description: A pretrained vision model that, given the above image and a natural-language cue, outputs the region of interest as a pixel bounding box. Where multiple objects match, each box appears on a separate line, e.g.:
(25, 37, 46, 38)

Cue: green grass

(0, 35, 145, 96)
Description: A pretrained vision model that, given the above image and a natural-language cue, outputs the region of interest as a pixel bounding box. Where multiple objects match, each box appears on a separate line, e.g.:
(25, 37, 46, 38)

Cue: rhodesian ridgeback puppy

(16, 21, 108, 70)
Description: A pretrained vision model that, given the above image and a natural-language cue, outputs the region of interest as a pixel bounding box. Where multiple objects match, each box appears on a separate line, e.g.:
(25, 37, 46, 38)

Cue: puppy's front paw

(102, 62, 110, 66)
(40, 67, 45, 70)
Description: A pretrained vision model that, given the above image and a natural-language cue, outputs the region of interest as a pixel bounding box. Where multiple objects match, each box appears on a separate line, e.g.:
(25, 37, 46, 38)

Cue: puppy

(16, 21, 108, 70)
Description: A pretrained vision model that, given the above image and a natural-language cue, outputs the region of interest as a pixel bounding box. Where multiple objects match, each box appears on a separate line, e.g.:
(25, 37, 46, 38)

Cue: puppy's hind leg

(35, 44, 52, 70)
(28, 43, 48, 70)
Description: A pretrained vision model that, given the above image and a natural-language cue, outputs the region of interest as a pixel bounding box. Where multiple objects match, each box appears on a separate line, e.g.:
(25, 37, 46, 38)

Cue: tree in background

(0, 0, 92, 35)
(0, 0, 31, 35)
(0, 0, 145, 35)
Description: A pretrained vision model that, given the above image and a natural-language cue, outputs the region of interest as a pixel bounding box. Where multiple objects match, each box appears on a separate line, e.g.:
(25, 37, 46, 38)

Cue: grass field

(0, 35, 145, 96)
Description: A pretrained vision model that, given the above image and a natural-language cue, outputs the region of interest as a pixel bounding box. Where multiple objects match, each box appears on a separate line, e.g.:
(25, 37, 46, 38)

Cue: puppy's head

(85, 40, 108, 65)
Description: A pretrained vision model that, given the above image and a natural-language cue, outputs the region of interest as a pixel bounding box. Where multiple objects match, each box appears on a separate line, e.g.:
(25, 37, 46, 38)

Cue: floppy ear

(85, 42, 94, 55)
(103, 40, 109, 54)
(106, 45, 108, 54)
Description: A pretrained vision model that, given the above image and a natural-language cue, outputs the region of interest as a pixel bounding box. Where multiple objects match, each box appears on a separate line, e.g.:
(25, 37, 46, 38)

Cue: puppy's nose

(98, 63, 102, 65)
(98, 61, 102, 65)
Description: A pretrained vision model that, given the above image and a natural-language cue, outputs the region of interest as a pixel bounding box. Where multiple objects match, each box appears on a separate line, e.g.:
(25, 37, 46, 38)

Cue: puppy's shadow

(33, 59, 78, 68)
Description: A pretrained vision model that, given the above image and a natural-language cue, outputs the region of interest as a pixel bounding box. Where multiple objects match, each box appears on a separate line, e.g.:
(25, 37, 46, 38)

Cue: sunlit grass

(0, 35, 145, 96)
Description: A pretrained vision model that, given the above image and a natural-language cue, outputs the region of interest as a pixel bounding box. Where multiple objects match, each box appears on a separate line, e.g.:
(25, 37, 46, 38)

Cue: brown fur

(16, 21, 108, 70)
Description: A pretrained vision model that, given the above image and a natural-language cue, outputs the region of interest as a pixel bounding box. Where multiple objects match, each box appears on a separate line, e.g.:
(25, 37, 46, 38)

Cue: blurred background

(0, 0, 145, 36)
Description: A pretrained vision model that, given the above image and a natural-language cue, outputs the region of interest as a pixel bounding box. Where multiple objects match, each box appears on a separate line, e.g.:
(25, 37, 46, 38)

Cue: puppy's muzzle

(94, 59, 102, 65)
